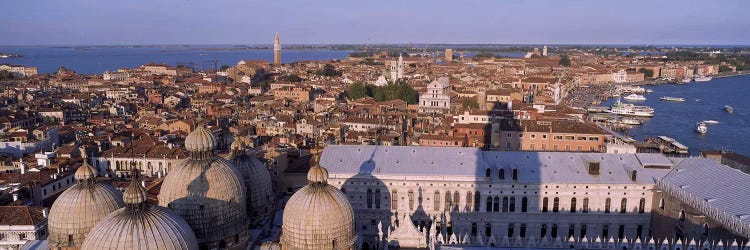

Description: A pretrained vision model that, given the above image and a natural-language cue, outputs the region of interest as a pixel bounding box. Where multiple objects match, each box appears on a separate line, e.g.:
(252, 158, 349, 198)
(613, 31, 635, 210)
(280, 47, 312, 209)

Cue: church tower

(274, 32, 281, 66)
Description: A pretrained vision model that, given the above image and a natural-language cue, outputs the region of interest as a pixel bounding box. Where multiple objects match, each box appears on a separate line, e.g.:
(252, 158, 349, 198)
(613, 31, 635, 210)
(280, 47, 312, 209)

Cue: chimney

(141, 180, 146, 187)
(42, 208, 48, 218)
(20, 162, 26, 175)
(12, 193, 18, 201)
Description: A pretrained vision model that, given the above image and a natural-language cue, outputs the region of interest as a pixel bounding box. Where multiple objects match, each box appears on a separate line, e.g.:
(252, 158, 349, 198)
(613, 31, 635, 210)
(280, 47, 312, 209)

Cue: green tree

(559, 55, 571, 67)
(460, 97, 480, 110)
(317, 64, 342, 77)
(474, 52, 496, 59)
(638, 68, 655, 78)
(719, 65, 733, 72)
(279, 74, 303, 82)
(346, 82, 368, 100)
(530, 54, 542, 59)
(220, 65, 230, 70)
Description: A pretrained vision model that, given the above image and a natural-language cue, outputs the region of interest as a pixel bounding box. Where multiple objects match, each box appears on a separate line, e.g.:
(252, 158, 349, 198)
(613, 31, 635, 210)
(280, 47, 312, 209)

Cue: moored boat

(623, 94, 646, 101)
(695, 76, 712, 82)
(695, 122, 707, 134)
(724, 105, 734, 113)
(660, 96, 686, 102)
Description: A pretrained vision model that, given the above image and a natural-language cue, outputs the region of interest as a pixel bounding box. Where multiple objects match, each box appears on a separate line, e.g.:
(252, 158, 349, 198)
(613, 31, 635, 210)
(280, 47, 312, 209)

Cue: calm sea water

(0, 46, 352, 74)
(603, 75, 750, 156)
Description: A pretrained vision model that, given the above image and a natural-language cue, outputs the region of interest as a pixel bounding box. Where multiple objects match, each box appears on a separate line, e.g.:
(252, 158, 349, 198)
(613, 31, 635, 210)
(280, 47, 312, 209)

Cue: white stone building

(419, 78, 452, 114)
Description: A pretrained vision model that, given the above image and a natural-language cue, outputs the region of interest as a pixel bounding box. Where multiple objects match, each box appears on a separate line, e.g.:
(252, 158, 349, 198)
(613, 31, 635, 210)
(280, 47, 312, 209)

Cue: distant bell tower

(274, 32, 281, 66)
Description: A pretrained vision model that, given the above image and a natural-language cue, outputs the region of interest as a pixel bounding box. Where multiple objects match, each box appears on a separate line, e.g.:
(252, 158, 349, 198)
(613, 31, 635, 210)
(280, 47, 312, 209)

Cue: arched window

(486, 196, 492, 212)
(493, 196, 500, 212)
(485, 168, 491, 177)
(512, 168, 518, 180)
(541, 224, 548, 238)
(618, 225, 625, 239)
(580, 224, 587, 239)
(551, 224, 558, 238)
(453, 191, 460, 210)
(568, 224, 575, 238)
(570, 198, 577, 213)
(620, 198, 627, 213)
(367, 189, 373, 209)
(638, 198, 646, 214)
(434, 191, 441, 211)
(474, 192, 481, 212)
(509, 197, 516, 212)
(679, 210, 685, 222)
(502, 197, 509, 212)
(499, 169, 505, 180)
(507, 224, 515, 237)
(486, 223, 492, 237)
(521, 197, 528, 212)
(552, 197, 560, 212)
(391, 190, 398, 210)
(582, 198, 589, 213)
(605, 198, 611, 213)
(702, 223, 709, 237)
(542, 197, 549, 212)
(520, 224, 527, 238)
(408, 190, 415, 210)
(602, 225, 609, 239)
(444, 192, 452, 211)
(374, 189, 381, 209)
(466, 191, 473, 211)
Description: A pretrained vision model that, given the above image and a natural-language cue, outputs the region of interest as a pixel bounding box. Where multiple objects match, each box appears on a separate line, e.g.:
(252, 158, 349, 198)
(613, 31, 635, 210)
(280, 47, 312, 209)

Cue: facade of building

(419, 79, 452, 114)
(0, 206, 47, 250)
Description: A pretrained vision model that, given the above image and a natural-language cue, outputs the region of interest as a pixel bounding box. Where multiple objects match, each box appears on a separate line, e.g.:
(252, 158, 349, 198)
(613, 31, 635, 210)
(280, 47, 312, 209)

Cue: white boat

(695, 122, 707, 134)
(619, 118, 642, 125)
(620, 86, 646, 94)
(645, 89, 654, 93)
(660, 96, 686, 102)
(725, 105, 734, 113)
(681, 77, 692, 83)
(703, 120, 719, 124)
(695, 76, 712, 82)
(623, 94, 646, 101)
(606, 99, 654, 117)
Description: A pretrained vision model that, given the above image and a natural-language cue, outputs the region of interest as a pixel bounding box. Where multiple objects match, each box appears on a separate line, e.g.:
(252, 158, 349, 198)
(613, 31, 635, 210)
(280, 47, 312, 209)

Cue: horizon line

(2, 43, 750, 48)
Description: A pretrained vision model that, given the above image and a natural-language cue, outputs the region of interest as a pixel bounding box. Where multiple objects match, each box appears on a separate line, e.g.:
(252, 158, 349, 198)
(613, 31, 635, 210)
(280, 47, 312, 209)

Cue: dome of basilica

(227, 138, 274, 224)
(281, 156, 356, 250)
(82, 170, 198, 250)
(158, 126, 249, 249)
(47, 160, 124, 247)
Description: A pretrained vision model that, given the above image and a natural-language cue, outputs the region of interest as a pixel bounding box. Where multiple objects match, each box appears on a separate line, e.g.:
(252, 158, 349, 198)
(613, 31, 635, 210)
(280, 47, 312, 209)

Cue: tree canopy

(638, 68, 654, 78)
(346, 81, 418, 104)
(559, 55, 571, 67)
(317, 64, 342, 77)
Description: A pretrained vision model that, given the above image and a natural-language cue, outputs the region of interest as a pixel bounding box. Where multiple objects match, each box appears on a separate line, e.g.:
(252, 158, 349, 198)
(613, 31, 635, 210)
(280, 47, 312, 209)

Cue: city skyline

(2, 0, 749, 46)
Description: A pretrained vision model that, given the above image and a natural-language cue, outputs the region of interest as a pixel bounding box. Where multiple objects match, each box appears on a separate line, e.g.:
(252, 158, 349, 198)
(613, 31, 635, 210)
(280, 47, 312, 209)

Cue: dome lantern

(122, 168, 147, 210)
(184, 123, 217, 159)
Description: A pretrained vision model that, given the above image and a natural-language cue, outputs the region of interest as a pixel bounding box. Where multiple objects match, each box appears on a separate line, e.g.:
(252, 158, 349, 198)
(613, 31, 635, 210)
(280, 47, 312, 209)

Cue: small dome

(82, 174, 198, 250)
(281, 165, 356, 250)
(184, 126, 217, 152)
(230, 138, 245, 151)
(307, 166, 328, 183)
(158, 157, 248, 247)
(74, 161, 96, 180)
(228, 147, 274, 224)
(47, 169, 123, 247)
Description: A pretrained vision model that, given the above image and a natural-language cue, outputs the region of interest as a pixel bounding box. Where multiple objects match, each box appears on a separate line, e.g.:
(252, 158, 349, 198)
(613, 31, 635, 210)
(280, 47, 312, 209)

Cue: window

(507, 224, 515, 237)
(551, 224, 558, 238)
(618, 225, 625, 239)
(502, 197, 509, 212)
(512, 169, 518, 180)
(486, 197, 492, 212)
(445, 192, 452, 211)
(471, 223, 477, 236)
(637, 225, 643, 239)
(541, 224, 548, 238)
(375, 189, 381, 209)
(434, 191, 441, 211)
(453, 191, 460, 210)
(509, 197, 516, 212)
(679, 210, 686, 222)
(553, 197, 560, 212)
(638, 198, 646, 214)
(570, 198, 577, 213)
(486, 223, 493, 237)
(68, 234, 73, 243)
(620, 198, 627, 213)
(467, 192, 473, 211)
(474, 192, 481, 212)
(580, 225, 587, 239)
(542, 197, 549, 212)
(391, 190, 398, 210)
(602, 225, 609, 239)
(582, 198, 589, 213)
(485, 168, 491, 177)
(367, 189, 373, 209)
(521, 197, 528, 212)
(408, 190, 415, 210)
(605, 198, 611, 213)
(520, 224, 527, 238)
(499, 169, 505, 180)
(518, 133, 524, 138)
(568, 224, 575, 239)
(659, 198, 664, 210)
(493, 196, 500, 212)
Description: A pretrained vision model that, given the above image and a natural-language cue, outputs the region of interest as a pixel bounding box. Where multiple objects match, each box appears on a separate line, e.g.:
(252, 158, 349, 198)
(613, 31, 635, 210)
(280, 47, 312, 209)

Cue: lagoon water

(0, 45, 352, 74)
(603, 75, 750, 155)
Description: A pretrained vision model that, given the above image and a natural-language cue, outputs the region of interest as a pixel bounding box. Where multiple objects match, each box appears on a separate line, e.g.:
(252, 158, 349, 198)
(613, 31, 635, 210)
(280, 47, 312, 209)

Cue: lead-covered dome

(159, 126, 249, 249)
(184, 125, 217, 153)
(48, 160, 124, 247)
(228, 138, 274, 225)
(281, 157, 356, 250)
(82, 170, 198, 250)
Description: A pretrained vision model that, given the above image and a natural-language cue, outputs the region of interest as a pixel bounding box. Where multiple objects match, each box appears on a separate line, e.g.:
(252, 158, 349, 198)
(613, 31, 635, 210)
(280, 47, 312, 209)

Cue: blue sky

(2, 0, 749, 45)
